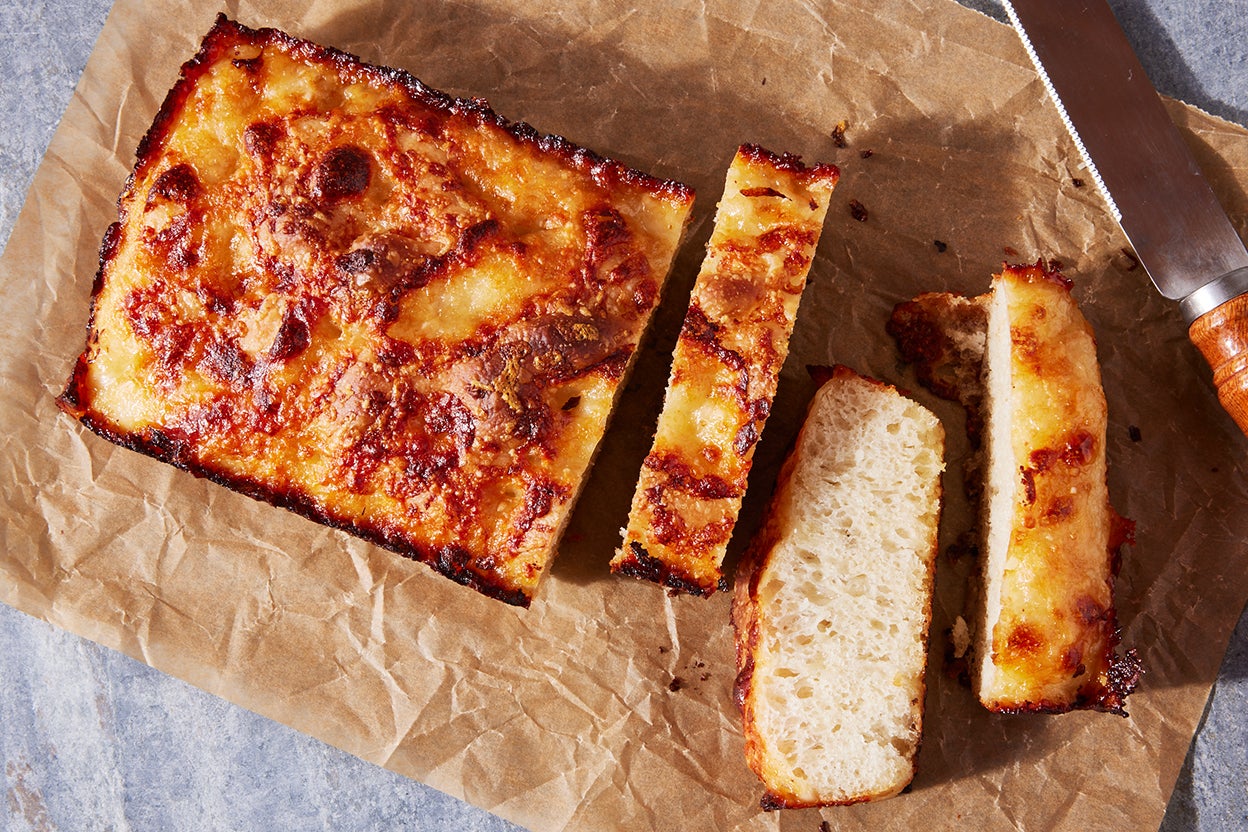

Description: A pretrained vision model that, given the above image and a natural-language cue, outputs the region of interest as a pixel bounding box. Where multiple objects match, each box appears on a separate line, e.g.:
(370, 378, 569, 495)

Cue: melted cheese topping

(977, 265, 1117, 709)
(612, 145, 838, 595)
(62, 19, 693, 605)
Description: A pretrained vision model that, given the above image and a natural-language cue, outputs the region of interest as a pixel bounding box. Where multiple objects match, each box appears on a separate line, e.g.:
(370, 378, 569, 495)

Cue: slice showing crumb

(733, 366, 945, 807)
(889, 262, 1139, 713)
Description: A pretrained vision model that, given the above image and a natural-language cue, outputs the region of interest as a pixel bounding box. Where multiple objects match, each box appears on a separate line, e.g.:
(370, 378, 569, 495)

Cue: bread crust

(57, 16, 694, 606)
(612, 144, 837, 595)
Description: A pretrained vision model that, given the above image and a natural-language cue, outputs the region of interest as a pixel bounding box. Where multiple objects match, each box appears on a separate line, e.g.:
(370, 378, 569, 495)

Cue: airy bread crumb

(733, 366, 944, 807)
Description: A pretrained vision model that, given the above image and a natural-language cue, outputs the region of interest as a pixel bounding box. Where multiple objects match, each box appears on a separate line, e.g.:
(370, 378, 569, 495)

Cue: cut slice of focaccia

(976, 264, 1138, 712)
(58, 16, 695, 606)
(732, 366, 944, 808)
(612, 144, 838, 595)
(889, 262, 1139, 713)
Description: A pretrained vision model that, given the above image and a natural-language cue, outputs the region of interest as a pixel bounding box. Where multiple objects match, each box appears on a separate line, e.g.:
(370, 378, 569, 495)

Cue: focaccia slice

(889, 263, 1139, 713)
(977, 264, 1137, 712)
(58, 16, 695, 606)
(733, 366, 944, 808)
(612, 144, 837, 595)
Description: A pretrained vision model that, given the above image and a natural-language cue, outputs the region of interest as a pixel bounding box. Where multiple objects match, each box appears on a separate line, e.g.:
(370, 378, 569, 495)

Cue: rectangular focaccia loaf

(733, 366, 944, 808)
(611, 144, 838, 595)
(977, 264, 1137, 712)
(57, 16, 694, 606)
(889, 262, 1139, 713)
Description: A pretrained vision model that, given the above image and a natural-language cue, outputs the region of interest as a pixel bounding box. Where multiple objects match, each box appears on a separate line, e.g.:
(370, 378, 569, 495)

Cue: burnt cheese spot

(1042, 494, 1075, 523)
(243, 121, 284, 163)
(150, 164, 201, 204)
(583, 206, 632, 260)
(740, 186, 787, 199)
(199, 337, 250, 383)
(1005, 623, 1043, 656)
(312, 145, 372, 203)
(681, 305, 746, 372)
(1019, 467, 1037, 505)
(268, 307, 312, 361)
(1076, 595, 1106, 625)
(1062, 645, 1086, 677)
(1042, 429, 1097, 469)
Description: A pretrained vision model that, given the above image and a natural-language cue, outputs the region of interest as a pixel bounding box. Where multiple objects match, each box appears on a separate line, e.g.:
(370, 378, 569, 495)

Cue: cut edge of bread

(733, 365, 945, 808)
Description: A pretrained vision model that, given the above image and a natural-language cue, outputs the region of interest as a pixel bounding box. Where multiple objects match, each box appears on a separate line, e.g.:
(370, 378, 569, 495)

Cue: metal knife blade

(1003, 0, 1248, 324)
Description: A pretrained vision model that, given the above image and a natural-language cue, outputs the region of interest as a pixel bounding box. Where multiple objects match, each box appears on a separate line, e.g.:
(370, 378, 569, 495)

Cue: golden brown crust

(58, 16, 694, 606)
(612, 144, 837, 595)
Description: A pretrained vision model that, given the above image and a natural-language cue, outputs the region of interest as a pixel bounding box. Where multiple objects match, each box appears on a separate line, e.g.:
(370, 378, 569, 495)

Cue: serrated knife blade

(1004, 0, 1248, 435)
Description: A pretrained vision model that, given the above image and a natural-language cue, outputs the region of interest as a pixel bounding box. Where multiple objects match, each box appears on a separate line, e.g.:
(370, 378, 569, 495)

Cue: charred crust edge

(736, 143, 839, 187)
(613, 541, 717, 596)
(65, 413, 535, 607)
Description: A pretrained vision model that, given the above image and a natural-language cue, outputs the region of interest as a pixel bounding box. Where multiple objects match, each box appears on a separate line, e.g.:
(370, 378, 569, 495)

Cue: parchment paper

(3, 0, 1247, 829)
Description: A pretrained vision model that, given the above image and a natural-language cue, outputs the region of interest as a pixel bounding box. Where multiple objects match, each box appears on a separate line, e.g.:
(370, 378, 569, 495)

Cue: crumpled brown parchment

(2, 0, 1247, 829)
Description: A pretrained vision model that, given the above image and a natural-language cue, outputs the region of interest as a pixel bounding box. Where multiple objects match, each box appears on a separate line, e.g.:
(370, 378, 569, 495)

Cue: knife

(1003, 0, 1248, 436)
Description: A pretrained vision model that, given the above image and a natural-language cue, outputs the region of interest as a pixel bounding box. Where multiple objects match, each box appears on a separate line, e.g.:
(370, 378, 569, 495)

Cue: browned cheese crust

(889, 262, 1139, 713)
(57, 16, 695, 606)
(611, 145, 838, 595)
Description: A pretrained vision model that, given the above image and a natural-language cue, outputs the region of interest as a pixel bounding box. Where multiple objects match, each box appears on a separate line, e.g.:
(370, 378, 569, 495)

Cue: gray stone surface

(1, 1, 1244, 830)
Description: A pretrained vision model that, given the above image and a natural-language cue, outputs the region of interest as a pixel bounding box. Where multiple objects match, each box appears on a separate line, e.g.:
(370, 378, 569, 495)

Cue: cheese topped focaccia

(612, 145, 837, 595)
(58, 16, 694, 606)
(889, 263, 1139, 713)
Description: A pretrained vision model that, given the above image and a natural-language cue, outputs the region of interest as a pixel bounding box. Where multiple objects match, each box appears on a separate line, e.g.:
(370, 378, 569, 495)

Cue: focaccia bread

(733, 366, 944, 808)
(611, 144, 838, 595)
(57, 16, 695, 606)
(890, 262, 1139, 713)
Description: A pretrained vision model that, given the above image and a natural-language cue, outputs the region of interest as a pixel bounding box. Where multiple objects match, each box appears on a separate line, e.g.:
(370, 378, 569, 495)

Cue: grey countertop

(2, 1, 1245, 830)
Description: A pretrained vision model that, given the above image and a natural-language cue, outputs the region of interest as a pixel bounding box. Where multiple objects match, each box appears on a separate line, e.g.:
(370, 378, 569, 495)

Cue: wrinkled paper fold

(3, 0, 1247, 829)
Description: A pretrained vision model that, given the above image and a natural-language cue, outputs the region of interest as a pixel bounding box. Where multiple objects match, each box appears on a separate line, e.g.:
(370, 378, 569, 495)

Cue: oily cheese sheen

(612, 144, 838, 595)
(58, 16, 694, 606)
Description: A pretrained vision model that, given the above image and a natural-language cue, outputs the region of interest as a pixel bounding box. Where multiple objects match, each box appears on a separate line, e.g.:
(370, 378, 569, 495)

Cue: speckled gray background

(2, 1, 1244, 830)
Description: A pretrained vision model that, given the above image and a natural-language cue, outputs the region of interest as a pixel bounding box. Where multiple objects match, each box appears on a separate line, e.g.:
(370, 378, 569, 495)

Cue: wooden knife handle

(1189, 292, 1248, 436)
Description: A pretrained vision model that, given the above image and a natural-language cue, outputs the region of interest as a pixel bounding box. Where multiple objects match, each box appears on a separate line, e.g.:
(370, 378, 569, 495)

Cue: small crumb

(658, 645, 668, 654)
(1048, 258, 1064, 272)
(831, 119, 849, 148)
(761, 77, 767, 86)
(950, 616, 971, 659)
(849, 199, 868, 222)
(1072, 177, 1086, 188)
(694, 660, 705, 668)
(700, 672, 711, 682)
(1128, 425, 1142, 442)
(1004, 245, 1020, 258)
(668, 677, 684, 692)
(821, 821, 833, 832)
(934, 239, 948, 253)
(859, 148, 874, 159)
